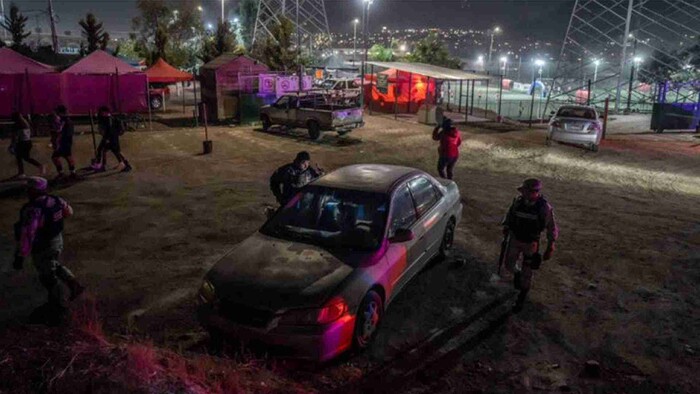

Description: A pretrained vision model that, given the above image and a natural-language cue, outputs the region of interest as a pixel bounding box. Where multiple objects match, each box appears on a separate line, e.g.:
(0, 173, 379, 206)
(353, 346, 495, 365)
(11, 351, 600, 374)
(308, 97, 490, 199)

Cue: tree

(153, 24, 168, 61)
(405, 33, 462, 69)
(200, 21, 238, 63)
(79, 13, 110, 53)
(1, 3, 31, 51)
(254, 17, 299, 71)
(132, 0, 204, 68)
(239, 0, 257, 50)
(368, 44, 394, 61)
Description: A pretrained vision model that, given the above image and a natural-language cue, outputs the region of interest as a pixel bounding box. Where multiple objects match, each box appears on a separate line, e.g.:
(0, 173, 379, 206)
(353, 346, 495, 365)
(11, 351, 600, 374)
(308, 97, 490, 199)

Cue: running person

(11, 112, 45, 178)
(93, 107, 132, 172)
(50, 106, 77, 178)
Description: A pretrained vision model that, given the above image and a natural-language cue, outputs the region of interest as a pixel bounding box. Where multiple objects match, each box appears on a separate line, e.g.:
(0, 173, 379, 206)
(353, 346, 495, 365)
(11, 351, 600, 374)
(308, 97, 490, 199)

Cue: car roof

(313, 164, 424, 194)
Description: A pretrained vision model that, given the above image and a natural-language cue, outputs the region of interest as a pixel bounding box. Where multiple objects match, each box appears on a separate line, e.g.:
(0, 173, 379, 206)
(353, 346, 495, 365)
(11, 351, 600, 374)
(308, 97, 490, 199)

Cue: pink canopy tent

(62, 50, 148, 114)
(0, 48, 61, 117)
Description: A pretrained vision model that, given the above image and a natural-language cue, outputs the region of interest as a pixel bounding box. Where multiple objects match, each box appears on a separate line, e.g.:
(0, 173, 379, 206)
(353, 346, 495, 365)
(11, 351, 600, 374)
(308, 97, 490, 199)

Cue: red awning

(145, 58, 193, 83)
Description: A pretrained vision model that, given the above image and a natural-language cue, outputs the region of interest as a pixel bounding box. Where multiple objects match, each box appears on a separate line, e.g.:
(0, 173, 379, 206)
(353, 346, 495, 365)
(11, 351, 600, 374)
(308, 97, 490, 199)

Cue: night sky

(10, 0, 574, 41)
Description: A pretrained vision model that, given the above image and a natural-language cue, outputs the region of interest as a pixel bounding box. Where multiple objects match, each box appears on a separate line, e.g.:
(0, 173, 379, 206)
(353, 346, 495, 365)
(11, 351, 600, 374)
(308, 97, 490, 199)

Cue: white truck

(259, 93, 364, 140)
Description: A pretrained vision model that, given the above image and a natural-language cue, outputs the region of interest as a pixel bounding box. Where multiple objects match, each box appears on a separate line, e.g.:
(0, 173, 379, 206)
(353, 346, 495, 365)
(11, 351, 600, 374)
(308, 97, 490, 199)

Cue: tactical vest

(29, 195, 65, 246)
(511, 197, 547, 242)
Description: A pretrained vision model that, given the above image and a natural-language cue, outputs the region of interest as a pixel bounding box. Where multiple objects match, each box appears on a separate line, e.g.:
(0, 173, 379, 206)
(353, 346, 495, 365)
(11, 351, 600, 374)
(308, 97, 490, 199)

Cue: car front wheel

(354, 290, 383, 350)
(308, 121, 322, 140)
(261, 115, 271, 131)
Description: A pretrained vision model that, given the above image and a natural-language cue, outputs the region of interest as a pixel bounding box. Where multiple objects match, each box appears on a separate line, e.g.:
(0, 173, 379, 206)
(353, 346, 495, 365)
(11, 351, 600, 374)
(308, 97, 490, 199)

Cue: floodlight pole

(614, 0, 634, 114)
(1, 0, 6, 41)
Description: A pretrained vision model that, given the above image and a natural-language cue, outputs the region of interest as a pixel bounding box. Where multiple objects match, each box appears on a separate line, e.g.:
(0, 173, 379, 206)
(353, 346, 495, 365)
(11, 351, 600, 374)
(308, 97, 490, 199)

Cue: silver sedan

(547, 105, 604, 151)
(197, 164, 463, 361)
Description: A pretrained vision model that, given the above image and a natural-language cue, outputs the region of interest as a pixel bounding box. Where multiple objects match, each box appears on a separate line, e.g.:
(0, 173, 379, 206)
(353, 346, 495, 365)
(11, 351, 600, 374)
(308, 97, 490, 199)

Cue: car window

(262, 186, 388, 251)
(334, 82, 344, 90)
(389, 186, 417, 236)
(408, 177, 441, 217)
(557, 107, 596, 119)
(276, 96, 290, 107)
(350, 81, 360, 89)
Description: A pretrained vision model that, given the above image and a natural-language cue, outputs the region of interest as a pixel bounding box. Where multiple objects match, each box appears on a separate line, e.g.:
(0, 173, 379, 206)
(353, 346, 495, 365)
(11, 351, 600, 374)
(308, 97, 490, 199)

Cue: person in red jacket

(432, 117, 462, 180)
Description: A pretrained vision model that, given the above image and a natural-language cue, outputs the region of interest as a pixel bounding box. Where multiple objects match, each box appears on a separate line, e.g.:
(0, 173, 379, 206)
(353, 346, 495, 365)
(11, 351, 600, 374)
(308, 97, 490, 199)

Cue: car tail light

(589, 123, 601, 133)
(317, 298, 348, 325)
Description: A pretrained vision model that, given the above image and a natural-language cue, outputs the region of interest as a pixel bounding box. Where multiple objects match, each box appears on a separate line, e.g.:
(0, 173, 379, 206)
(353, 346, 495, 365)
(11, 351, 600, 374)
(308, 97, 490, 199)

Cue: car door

(269, 96, 290, 123)
(385, 184, 421, 298)
(407, 176, 444, 266)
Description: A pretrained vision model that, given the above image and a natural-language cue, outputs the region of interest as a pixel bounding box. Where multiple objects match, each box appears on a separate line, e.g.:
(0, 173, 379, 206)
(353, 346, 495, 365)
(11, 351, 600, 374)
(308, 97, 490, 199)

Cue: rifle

(497, 233, 510, 275)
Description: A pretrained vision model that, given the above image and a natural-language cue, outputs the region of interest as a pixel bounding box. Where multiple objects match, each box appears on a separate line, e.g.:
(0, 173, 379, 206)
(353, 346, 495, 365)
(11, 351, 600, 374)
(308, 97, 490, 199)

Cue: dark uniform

(14, 177, 83, 324)
(94, 110, 132, 172)
(51, 111, 76, 176)
(502, 179, 558, 312)
(269, 163, 322, 206)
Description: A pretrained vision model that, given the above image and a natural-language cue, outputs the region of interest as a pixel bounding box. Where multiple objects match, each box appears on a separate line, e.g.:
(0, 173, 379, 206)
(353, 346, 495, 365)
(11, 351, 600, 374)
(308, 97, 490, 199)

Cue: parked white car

(547, 105, 604, 151)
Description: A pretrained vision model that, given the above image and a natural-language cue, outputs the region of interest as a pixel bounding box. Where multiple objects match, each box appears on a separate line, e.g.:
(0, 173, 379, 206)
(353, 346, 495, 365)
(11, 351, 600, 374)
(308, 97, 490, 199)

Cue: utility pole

(297, 0, 302, 94)
(1, 0, 6, 41)
(221, 0, 225, 23)
(47, 0, 59, 53)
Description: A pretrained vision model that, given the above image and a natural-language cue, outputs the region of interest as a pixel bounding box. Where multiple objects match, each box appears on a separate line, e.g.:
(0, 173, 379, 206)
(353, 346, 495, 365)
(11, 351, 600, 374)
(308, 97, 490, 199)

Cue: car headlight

(279, 297, 348, 326)
(199, 280, 217, 304)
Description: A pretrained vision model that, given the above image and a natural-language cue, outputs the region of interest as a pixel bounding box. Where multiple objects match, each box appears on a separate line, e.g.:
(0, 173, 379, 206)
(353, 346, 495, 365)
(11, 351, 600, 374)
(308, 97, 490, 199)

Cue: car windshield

(261, 186, 389, 251)
(321, 80, 337, 90)
(557, 107, 596, 119)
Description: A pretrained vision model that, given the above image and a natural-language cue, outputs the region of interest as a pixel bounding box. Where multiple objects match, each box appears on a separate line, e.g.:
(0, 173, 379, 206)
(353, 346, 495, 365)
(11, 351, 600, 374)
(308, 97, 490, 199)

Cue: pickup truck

(259, 93, 364, 140)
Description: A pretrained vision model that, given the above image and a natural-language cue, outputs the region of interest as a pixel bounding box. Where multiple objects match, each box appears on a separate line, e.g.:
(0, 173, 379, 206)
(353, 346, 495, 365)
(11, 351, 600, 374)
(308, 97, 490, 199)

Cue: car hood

(206, 232, 361, 311)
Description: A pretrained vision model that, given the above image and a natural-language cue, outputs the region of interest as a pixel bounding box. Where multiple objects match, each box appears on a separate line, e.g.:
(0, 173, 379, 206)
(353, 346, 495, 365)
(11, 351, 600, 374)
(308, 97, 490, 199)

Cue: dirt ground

(0, 114, 698, 393)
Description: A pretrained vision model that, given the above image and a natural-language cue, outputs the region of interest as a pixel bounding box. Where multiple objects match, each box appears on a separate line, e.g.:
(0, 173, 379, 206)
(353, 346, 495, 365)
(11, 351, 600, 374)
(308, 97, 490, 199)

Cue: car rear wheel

(439, 218, 456, 259)
(354, 290, 383, 350)
(545, 136, 553, 146)
(261, 115, 272, 132)
(590, 143, 599, 152)
(308, 121, 322, 140)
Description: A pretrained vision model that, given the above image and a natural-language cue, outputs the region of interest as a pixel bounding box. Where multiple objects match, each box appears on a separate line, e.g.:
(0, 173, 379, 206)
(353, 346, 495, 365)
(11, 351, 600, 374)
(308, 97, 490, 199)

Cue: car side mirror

(549, 111, 555, 115)
(389, 228, 414, 243)
(264, 207, 276, 220)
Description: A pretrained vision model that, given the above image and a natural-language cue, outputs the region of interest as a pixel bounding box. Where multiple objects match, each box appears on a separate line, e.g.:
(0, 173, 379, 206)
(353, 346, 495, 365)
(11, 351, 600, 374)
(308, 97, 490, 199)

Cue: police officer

(269, 151, 324, 206)
(13, 177, 84, 324)
(501, 178, 558, 313)
(92, 106, 132, 173)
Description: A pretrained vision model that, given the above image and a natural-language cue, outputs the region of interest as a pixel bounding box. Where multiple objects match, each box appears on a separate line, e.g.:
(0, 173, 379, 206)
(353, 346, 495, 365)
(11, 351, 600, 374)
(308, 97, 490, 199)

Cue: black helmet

(295, 151, 311, 162)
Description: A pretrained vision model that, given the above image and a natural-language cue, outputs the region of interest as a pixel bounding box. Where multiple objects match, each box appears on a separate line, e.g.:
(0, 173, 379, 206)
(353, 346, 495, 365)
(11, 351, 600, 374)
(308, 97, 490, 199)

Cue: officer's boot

(512, 289, 529, 314)
(513, 271, 522, 290)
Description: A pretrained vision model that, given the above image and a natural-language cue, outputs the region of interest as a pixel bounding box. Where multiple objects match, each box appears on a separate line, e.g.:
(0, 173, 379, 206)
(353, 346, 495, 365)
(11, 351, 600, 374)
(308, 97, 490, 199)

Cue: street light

(593, 59, 601, 83)
(360, 0, 375, 109)
(400, 44, 407, 52)
(197, 5, 203, 12)
(488, 26, 501, 63)
(534, 59, 545, 79)
(207, 23, 213, 30)
(500, 56, 508, 77)
(353, 18, 359, 65)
